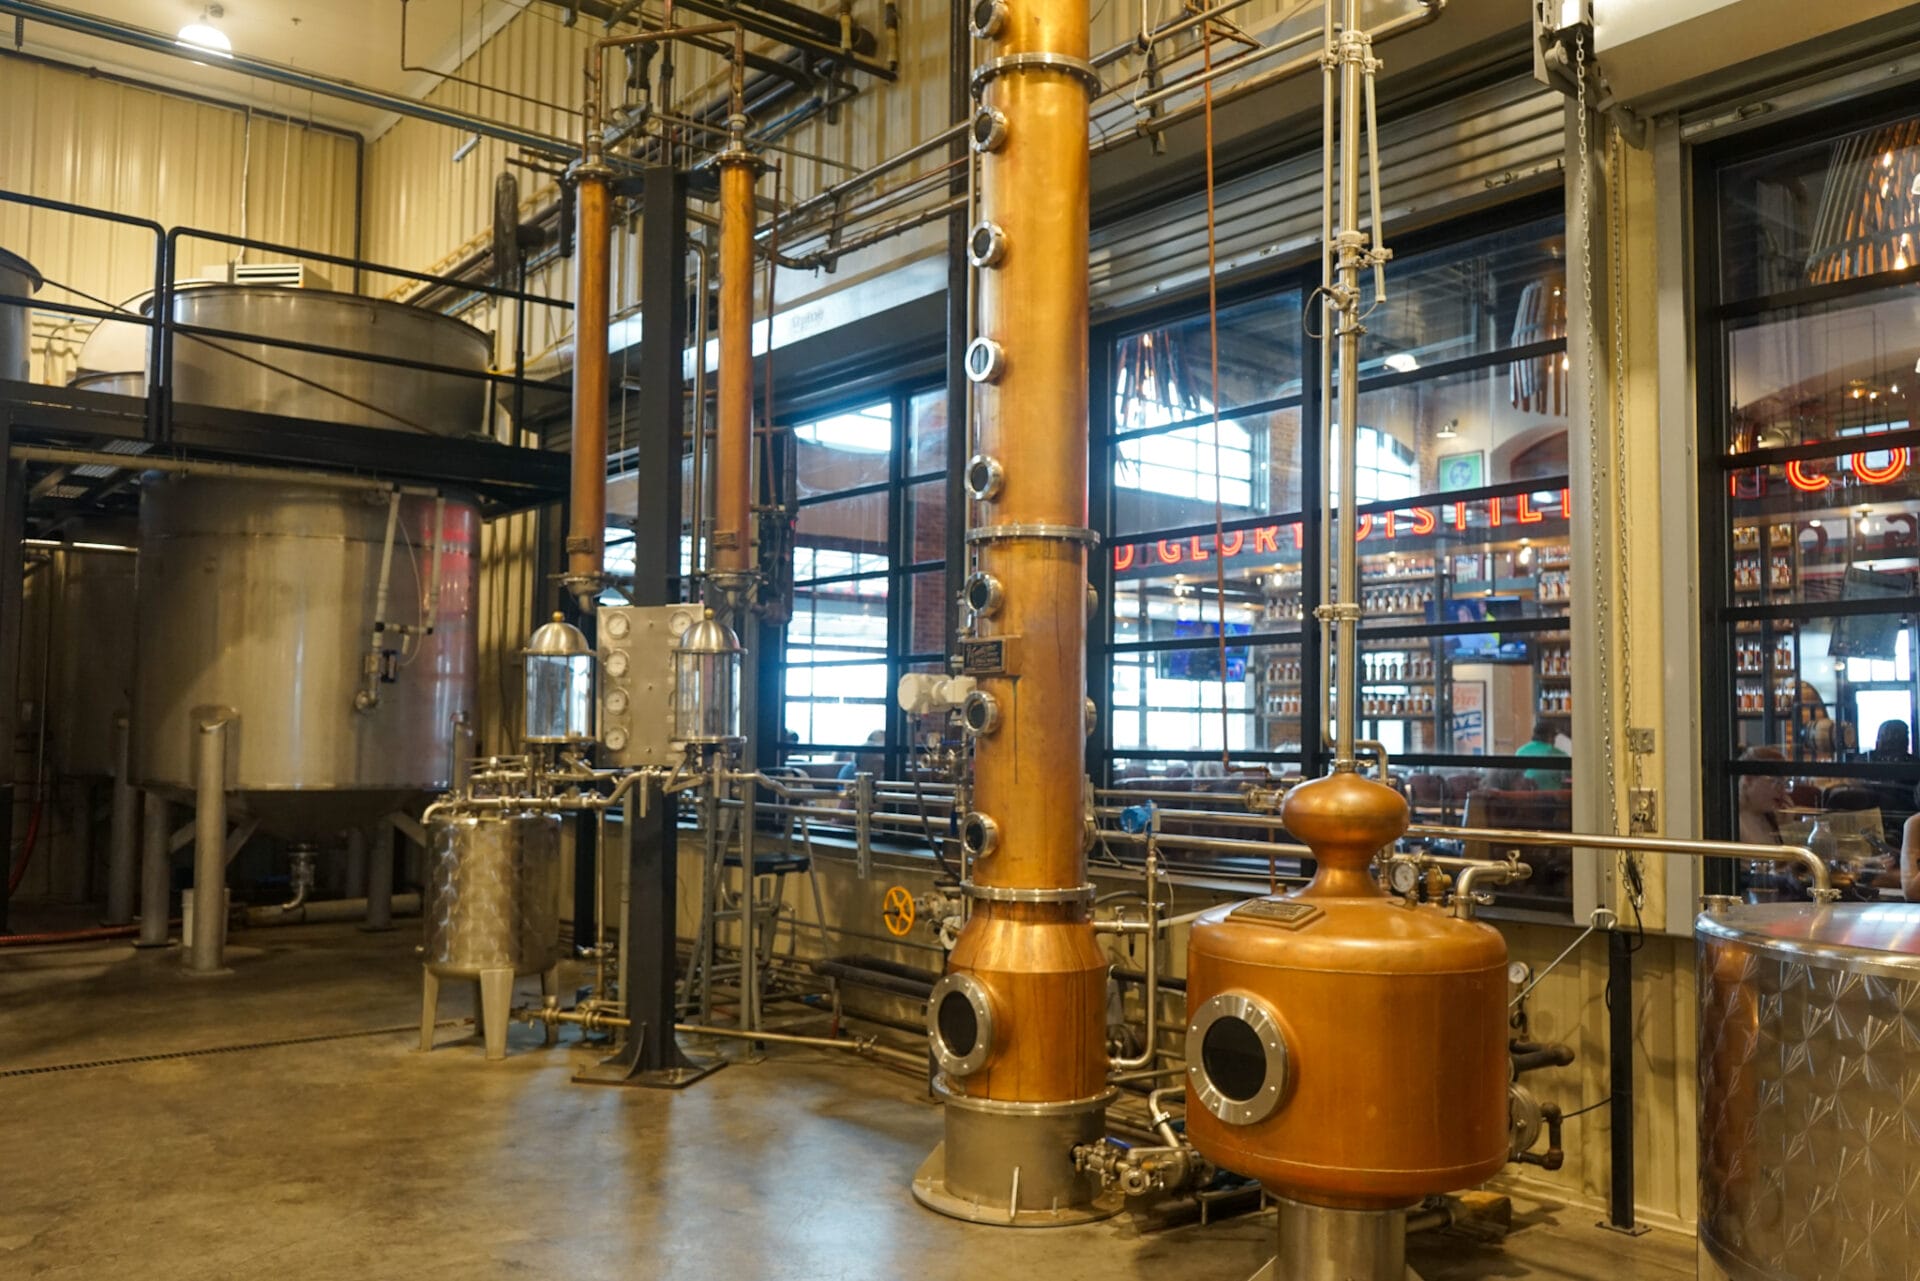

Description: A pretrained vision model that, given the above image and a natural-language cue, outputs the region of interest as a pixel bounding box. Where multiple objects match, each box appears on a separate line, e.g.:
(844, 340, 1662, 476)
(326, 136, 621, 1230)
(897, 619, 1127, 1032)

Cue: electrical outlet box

(596, 603, 698, 767)
(1629, 787, 1658, 834)
(1627, 727, 1655, 755)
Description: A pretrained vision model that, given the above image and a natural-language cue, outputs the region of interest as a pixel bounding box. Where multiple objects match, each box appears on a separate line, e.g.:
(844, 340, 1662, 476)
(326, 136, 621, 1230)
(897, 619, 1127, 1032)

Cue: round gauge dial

(1508, 961, 1531, 987)
(604, 728, 629, 752)
(605, 690, 630, 715)
(1387, 861, 1420, 895)
(667, 609, 696, 638)
(605, 613, 631, 639)
(605, 652, 630, 678)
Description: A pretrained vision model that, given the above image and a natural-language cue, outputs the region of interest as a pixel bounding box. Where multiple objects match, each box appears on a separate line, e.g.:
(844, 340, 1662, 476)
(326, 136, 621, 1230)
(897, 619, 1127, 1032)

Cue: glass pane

(1112, 292, 1303, 427)
(907, 478, 946, 567)
(1109, 521, 1307, 643)
(1397, 760, 1574, 913)
(794, 401, 894, 498)
(1721, 771, 1907, 902)
(1109, 641, 1303, 756)
(1344, 629, 1573, 758)
(1727, 456, 1920, 606)
(796, 492, 891, 577)
(905, 568, 949, 657)
(1113, 405, 1305, 534)
(1358, 216, 1569, 368)
(1724, 285, 1920, 454)
(909, 387, 948, 476)
(1341, 360, 1573, 493)
(1718, 111, 1920, 303)
(1326, 492, 1573, 629)
(785, 573, 890, 754)
(1727, 611, 1920, 764)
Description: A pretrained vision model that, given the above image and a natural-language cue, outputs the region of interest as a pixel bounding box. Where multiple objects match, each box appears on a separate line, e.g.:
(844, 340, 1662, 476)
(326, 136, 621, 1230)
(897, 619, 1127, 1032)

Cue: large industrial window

(1700, 99, 1920, 901)
(1094, 203, 1578, 916)
(780, 386, 947, 778)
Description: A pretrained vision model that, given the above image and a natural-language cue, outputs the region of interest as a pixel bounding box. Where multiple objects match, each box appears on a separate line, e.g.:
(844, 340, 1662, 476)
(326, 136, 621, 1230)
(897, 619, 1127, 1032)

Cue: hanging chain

(1574, 35, 1617, 840)
(1606, 116, 1646, 911)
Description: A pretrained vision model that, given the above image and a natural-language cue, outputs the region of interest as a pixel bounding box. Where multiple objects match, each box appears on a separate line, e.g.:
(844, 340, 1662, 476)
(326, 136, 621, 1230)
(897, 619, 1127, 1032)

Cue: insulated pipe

(104, 714, 137, 926)
(566, 171, 613, 606)
(137, 791, 171, 948)
(186, 716, 229, 975)
(712, 150, 760, 580)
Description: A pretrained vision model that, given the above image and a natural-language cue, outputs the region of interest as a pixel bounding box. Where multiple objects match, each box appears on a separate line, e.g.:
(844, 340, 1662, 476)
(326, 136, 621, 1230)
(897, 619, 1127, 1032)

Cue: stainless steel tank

(133, 476, 479, 836)
(0, 248, 41, 382)
(423, 812, 563, 979)
(1697, 901, 1920, 1281)
(167, 286, 491, 434)
(19, 525, 138, 777)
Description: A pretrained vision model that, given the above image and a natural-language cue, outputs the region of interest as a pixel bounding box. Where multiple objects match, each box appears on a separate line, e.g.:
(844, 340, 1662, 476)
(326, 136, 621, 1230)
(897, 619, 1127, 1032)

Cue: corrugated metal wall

(0, 53, 359, 384)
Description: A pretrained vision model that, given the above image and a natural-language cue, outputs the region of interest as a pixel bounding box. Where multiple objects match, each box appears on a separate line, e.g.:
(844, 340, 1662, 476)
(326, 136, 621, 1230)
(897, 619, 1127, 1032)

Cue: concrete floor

(0, 919, 1697, 1280)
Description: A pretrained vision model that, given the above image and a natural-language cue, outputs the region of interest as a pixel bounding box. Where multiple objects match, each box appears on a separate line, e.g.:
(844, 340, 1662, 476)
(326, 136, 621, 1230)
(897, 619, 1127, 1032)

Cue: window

(780, 387, 949, 776)
(1094, 206, 1576, 916)
(1704, 100, 1920, 896)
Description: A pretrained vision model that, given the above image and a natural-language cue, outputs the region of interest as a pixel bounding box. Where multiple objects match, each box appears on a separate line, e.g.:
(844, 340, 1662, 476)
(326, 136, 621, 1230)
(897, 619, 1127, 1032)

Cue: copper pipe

(947, 0, 1108, 1108)
(713, 152, 759, 578)
(567, 172, 613, 604)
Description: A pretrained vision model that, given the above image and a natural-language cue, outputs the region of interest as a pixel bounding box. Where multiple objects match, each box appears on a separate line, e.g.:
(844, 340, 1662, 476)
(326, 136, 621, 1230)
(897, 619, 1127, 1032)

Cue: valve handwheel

(882, 885, 916, 937)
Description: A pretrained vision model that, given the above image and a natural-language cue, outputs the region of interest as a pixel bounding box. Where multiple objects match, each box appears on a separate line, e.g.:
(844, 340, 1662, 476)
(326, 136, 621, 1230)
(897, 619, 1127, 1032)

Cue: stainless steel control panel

(595, 603, 696, 767)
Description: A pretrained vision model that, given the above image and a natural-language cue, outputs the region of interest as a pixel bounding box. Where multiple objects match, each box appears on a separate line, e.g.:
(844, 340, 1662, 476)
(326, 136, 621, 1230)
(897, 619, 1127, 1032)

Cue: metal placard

(961, 637, 1012, 676)
(1230, 899, 1322, 930)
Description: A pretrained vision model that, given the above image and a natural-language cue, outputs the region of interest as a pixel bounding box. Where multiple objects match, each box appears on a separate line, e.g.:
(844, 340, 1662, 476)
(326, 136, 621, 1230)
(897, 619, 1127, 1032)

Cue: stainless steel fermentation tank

(1697, 901, 1920, 1281)
(128, 285, 490, 837)
(0, 247, 39, 382)
(20, 526, 137, 777)
(420, 811, 563, 1060)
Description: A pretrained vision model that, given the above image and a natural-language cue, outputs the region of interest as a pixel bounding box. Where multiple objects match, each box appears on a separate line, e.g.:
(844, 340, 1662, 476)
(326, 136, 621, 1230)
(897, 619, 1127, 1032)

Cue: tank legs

(477, 967, 514, 1061)
(419, 967, 441, 1052)
(1257, 1199, 1418, 1281)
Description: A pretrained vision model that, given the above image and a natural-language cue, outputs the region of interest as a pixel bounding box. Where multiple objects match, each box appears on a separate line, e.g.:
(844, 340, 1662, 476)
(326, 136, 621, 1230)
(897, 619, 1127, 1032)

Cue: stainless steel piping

(0, 0, 579, 157)
(1107, 843, 1163, 1072)
(1130, 21, 1326, 109)
(1402, 825, 1842, 902)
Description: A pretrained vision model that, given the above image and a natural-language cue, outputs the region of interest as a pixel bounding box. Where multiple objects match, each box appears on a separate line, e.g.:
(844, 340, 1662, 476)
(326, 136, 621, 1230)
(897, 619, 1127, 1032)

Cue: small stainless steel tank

(0, 248, 40, 382)
(1698, 901, 1920, 1281)
(420, 811, 563, 1060)
(19, 525, 138, 777)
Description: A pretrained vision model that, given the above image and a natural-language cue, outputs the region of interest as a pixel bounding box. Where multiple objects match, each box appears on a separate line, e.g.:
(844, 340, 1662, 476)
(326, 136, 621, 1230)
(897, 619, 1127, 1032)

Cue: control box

(595, 603, 698, 767)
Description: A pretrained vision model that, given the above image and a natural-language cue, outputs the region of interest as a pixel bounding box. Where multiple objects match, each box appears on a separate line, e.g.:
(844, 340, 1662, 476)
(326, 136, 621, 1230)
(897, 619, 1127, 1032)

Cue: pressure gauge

(668, 608, 696, 638)
(1508, 961, 1531, 987)
(604, 727, 629, 752)
(1387, 861, 1420, 896)
(605, 651, 630, 678)
(605, 690, 630, 715)
(604, 612, 631, 640)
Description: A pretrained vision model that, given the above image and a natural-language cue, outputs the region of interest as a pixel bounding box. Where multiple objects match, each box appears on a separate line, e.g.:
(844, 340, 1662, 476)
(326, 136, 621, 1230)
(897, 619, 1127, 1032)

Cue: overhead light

(1383, 353, 1420, 374)
(1436, 418, 1459, 439)
(452, 134, 482, 164)
(177, 6, 232, 56)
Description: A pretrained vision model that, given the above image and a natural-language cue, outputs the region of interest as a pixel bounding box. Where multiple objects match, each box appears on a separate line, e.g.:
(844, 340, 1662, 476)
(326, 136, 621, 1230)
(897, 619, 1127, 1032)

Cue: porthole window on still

(1706, 100, 1920, 905)
(1094, 207, 1579, 918)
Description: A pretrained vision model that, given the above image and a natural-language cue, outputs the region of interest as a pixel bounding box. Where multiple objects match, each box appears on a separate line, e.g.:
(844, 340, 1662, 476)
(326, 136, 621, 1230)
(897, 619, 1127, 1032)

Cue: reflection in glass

(794, 400, 893, 497)
(1725, 287, 1919, 452)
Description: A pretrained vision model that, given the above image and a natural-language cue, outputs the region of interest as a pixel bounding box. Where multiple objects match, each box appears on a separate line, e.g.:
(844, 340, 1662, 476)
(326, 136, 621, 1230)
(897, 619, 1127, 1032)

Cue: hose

(0, 922, 146, 948)
(6, 798, 45, 896)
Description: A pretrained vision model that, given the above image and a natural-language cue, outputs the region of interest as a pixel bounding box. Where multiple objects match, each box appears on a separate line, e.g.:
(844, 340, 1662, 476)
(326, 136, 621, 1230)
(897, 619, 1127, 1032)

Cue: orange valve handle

(882, 885, 916, 937)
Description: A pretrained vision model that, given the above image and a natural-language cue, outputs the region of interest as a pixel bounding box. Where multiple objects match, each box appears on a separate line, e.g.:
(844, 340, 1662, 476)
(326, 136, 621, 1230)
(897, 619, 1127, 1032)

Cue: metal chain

(1606, 117, 1645, 911)
(1574, 36, 1617, 838)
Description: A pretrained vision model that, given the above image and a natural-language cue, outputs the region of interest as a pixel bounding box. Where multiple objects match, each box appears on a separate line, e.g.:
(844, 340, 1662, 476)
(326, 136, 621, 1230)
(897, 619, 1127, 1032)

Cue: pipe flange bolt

(970, 106, 1009, 152)
(969, 0, 1007, 40)
(967, 221, 1008, 269)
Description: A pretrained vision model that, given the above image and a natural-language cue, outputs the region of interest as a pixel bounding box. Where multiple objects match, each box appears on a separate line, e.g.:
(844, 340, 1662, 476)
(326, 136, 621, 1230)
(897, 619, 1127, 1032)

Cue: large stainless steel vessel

(1698, 901, 1920, 1281)
(134, 477, 478, 835)
(423, 812, 564, 980)
(20, 525, 137, 777)
(0, 247, 40, 382)
(167, 286, 491, 434)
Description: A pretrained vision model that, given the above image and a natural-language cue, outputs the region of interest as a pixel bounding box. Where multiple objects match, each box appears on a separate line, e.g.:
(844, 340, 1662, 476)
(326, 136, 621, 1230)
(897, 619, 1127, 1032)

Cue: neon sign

(1739, 448, 1910, 497)
(1112, 490, 1572, 571)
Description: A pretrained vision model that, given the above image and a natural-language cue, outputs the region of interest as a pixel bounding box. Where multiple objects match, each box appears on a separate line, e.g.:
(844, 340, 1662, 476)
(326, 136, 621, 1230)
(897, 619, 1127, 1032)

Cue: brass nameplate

(1230, 899, 1321, 930)
(962, 637, 1014, 676)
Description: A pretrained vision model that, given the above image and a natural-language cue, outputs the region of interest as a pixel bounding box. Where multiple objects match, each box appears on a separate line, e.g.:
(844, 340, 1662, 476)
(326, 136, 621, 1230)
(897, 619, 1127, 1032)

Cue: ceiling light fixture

(1383, 353, 1419, 374)
(1436, 418, 1458, 440)
(177, 6, 232, 56)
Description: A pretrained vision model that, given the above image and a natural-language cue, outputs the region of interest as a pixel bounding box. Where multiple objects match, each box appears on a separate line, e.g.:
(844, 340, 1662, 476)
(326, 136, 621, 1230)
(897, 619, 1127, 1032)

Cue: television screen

(1164, 620, 1252, 681)
(1429, 597, 1531, 661)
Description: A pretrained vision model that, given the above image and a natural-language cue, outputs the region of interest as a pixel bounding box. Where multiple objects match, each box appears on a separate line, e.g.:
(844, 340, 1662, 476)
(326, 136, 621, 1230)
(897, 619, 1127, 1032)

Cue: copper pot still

(1182, 770, 1511, 1209)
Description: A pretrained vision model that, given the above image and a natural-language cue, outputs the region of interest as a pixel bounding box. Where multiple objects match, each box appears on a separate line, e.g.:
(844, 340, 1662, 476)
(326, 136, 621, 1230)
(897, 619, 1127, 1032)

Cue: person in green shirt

(1515, 717, 1569, 789)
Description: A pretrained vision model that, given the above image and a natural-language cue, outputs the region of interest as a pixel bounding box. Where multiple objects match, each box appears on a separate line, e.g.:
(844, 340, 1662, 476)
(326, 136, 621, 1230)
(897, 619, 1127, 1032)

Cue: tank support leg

(1264, 1199, 1414, 1281)
(343, 826, 368, 899)
(539, 965, 561, 1046)
(137, 792, 172, 947)
(364, 819, 395, 932)
(105, 716, 137, 925)
(419, 967, 441, 1052)
(478, 968, 514, 1061)
(185, 715, 231, 976)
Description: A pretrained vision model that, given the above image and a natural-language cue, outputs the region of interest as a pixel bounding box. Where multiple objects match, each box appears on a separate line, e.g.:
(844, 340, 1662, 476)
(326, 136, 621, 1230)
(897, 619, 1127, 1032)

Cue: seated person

(1515, 718, 1570, 789)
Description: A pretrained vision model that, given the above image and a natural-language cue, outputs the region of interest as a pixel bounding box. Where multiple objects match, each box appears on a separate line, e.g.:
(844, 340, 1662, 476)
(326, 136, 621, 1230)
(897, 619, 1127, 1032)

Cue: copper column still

(912, 0, 1117, 1228)
(710, 142, 758, 594)
(1180, 3, 1506, 1278)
